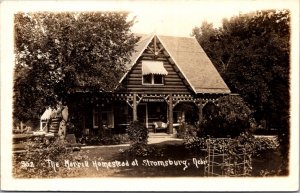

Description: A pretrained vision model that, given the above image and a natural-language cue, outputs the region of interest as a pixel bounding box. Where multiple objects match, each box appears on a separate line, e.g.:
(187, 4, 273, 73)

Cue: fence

(204, 138, 252, 177)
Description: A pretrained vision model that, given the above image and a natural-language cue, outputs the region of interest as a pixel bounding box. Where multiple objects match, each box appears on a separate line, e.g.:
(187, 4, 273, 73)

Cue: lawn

(50, 140, 282, 178)
(13, 138, 283, 178)
(74, 140, 206, 177)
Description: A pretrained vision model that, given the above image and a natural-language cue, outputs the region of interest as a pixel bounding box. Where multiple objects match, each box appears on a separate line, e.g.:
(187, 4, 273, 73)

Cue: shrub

(199, 95, 254, 138)
(253, 136, 279, 156)
(13, 136, 87, 178)
(177, 124, 198, 139)
(78, 134, 129, 146)
(184, 132, 280, 176)
(126, 121, 149, 156)
(185, 135, 254, 176)
(184, 135, 207, 154)
(127, 121, 148, 145)
(111, 134, 130, 145)
(176, 123, 187, 139)
(185, 132, 278, 155)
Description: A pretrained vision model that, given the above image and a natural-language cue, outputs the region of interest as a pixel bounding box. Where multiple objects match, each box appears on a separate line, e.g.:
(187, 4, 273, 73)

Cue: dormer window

(142, 61, 168, 85)
(143, 74, 152, 84)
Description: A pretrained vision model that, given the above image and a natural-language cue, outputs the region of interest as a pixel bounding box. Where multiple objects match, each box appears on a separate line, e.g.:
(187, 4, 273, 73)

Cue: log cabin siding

(120, 46, 193, 94)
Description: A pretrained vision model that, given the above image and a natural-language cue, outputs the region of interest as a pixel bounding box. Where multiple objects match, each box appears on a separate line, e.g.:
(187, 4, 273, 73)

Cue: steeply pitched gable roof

(124, 33, 154, 70)
(121, 34, 230, 94)
(158, 35, 230, 94)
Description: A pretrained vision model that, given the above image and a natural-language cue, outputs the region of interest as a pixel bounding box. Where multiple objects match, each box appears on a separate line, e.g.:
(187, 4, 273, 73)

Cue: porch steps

(148, 132, 176, 138)
(148, 132, 182, 144)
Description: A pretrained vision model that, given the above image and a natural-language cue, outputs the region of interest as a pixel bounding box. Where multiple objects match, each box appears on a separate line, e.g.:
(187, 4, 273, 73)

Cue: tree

(192, 9, 290, 174)
(14, 12, 139, 123)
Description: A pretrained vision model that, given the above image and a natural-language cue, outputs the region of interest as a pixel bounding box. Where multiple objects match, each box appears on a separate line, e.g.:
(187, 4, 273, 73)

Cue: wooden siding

(119, 39, 193, 94)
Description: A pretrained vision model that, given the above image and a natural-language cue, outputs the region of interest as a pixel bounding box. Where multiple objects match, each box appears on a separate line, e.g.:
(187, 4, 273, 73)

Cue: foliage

(177, 123, 198, 139)
(78, 134, 129, 145)
(126, 121, 150, 156)
(184, 136, 207, 154)
(127, 121, 148, 144)
(184, 132, 280, 176)
(111, 134, 130, 144)
(126, 143, 157, 157)
(192, 9, 290, 173)
(200, 95, 254, 138)
(254, 136, 280, 156)
(192, 9, 290, 129)
(176, 123, 187, 139)
(206, 137, 253, 176)
(185, 132, 279, 155)
(13, 136, 87, 178)
(259, 170, 277, 176)
(14, 12, 139, 122)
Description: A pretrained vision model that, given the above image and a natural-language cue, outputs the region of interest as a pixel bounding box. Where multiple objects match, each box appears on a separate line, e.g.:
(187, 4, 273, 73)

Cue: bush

(177, 123, 198, 139)
(176, 123, 187, 139)
(78, 134, 129, 146)
(127, 121, 148, 144)
(184, 135, 207, 154)
(184, 132, 280, 176)
(13, 136, 87, 178)
(127, 121, 149, 156)
(199, 95, 254, 138)
(111, 134, 130, 144)
(185, 133, 254, 176)
(253, 136, 279, 156)
(185, 132, 278, 155)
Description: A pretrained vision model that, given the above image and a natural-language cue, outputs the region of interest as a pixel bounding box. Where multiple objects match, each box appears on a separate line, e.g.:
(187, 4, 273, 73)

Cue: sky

(127, 0, 288, 37)
(1, 0, 296, 37)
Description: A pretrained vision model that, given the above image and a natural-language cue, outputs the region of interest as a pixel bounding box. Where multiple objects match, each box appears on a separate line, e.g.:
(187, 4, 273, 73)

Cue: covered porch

(68, 92, 222, 137)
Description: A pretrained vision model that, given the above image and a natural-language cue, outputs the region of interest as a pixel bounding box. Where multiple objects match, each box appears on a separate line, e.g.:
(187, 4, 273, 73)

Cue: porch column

(20, 122, 24, 132)
(168, 94, 173, 134)
(82, 103, 86, 132)
(133, 93, 137, 121)
(98, 104, 103, 136)
(198, 100, 203, 125)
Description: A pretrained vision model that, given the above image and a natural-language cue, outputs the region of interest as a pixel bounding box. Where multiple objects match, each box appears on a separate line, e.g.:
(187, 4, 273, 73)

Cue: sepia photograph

(1, 0, 299, 191)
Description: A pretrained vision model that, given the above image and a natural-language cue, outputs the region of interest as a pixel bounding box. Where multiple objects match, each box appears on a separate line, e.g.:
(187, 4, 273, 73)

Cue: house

(56, 34, 231, 136)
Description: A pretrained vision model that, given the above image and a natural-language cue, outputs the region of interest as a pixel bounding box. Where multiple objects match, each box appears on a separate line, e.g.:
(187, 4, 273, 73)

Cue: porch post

(168, 94, 173, 134)
(133, 93, 137, 121)
(198, 100, 203, 125)
(20, 122, 24, 132)
(98, 104, 103, 136)
(82, 104, 86, 131)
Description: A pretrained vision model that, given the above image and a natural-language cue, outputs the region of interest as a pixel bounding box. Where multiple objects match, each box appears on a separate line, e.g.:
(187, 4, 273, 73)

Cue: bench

(153, 121, 168, 133)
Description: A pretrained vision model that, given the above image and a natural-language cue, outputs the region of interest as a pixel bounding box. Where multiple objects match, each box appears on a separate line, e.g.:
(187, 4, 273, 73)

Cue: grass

(58, 140, 282, 177)
(67, 140, 206, 177)
(13, 137, 283, 178)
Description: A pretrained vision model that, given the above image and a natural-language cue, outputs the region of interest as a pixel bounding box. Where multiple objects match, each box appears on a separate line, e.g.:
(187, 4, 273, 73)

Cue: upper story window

(142, 61, 168, 85)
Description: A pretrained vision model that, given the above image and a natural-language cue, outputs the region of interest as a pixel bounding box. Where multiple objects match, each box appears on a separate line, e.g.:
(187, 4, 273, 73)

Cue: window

(143, 74, 152, 84)
(142, 74, 164, 85)
(142, 61, 168, 85)
(154, 75, 163, 84)
(93, 107, 114, 129)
